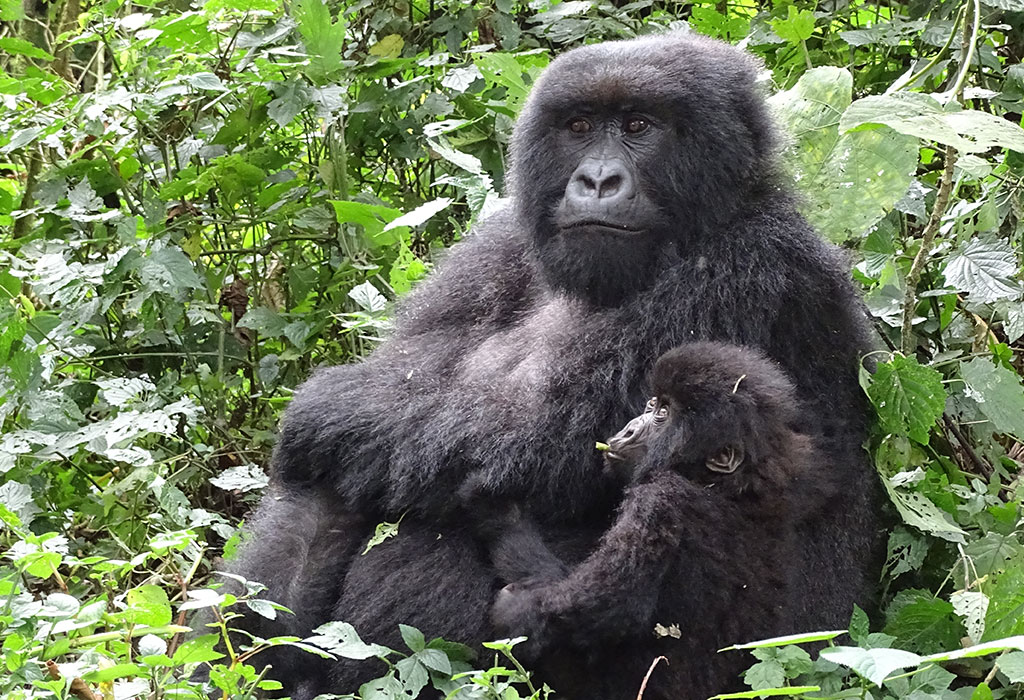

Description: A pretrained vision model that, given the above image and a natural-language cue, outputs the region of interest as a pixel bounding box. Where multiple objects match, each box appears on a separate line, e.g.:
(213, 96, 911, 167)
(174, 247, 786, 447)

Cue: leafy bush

(2, 0, 1024, 698)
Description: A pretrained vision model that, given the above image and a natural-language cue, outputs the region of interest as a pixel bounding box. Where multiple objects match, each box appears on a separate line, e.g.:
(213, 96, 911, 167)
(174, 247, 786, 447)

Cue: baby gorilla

(480, 341, 835, 700)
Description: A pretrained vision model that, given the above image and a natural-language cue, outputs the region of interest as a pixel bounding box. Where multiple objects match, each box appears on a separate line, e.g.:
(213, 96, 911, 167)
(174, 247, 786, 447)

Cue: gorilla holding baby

(481, 342, 833, 700)
(227, 31, 881, 698)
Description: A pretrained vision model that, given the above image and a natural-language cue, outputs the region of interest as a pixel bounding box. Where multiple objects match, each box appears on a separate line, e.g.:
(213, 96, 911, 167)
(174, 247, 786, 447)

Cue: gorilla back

(230, 31, 881, 697)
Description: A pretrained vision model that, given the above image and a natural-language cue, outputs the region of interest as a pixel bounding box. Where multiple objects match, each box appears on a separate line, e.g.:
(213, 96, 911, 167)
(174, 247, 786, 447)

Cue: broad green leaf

(972, 682, 994, 700)
(0, 37, 54, 60)
(867, 355, 945, 444)
(744, 660, 785, 690)
(400, 624, 425, 653)
(171, 634, 225, 665)
(820, 646, 922, 686)
(237, 307, 287, 336)
(997, 651, 1024, 682)
(126, 585, 172, 626)
(369, 34, 404, 58)
(771, 6, 815, 42)
(884, 590, 963, 653)
(842, 92, 1024, 154)
(943, 237, 1021, 303)
(268, 79, 314, 127)
(960, 358, 1024, 437)
(770, 67, 917, 242)
(293, 0, 347, 84)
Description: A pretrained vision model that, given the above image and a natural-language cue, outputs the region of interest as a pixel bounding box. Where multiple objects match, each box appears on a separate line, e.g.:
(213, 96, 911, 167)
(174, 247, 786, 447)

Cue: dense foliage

(2, 0, 1024, 698)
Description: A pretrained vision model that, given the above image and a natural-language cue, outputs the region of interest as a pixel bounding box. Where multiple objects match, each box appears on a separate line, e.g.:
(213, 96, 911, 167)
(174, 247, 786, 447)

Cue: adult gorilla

(229, 31, 880, 696)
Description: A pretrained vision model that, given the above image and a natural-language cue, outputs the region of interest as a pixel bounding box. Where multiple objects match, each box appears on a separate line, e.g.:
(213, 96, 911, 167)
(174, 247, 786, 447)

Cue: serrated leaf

(744, 659, 785, 690)
(710, 689, 821, 699)
(137, 247, 203, 297)
(769, 67, 917, 242)
(884, 590, 963, 653)
(867, 355, 945, 444)
(771, 6, 815, 42)
(293, 0, 347, 83)
(943, 237, 1021, 303)
(209, 464, 269, 493)
(400, 624, 425, 653)
(0, 37, 54, 60)
(960, 358, 1024, 437)
(268, 79, 314, 127)
(820, 646, 922, 686)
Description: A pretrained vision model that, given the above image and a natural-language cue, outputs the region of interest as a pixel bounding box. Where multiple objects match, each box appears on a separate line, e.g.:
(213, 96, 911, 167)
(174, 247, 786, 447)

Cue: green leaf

(710, 687, 821, 699)
(960, 358, 1024, 437)
(769, 67, 917, 242)
(849, 605, 870, 645)
(383, 198, 453, 232)
(884, 480, 967, 543)
(943, 237, 1022, 304)
(842, 92, 1024, 154)
(951, 591, 990, 644)
(0, 37, 54, 60)
(744, 659, 785, 690)
(171, 634, 225, 665)
(971, 682, 993, 700)
(126, 585, 172, 626)
(820, 646, 922, 686)
(771, 6, 815, 42)
(884, 590, 963, 653)
(867, 355, 945, 444)
(400, 624, 425, 653)
(293, 0, 347, 84)
(722, 630, 846, 650)
(268, 78, 314, 127)
(920, 636, 1024, 663)
(369, 34, 404, 58)
(308, 622, 393, 660)
(362, 517, 400, 554)
(997, 651, 1024, 683)
(137, 246, 203, 298)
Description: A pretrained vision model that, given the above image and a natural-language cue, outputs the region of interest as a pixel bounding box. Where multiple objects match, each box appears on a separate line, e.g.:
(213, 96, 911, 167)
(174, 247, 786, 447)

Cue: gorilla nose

(566, 159, 635, 207)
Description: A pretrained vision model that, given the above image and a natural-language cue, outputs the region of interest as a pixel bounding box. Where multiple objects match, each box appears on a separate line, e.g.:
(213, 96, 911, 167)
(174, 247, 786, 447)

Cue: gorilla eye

(655, 405, 669, 420)
(624, 117, 649, 134)
(568, 118, 592, 134)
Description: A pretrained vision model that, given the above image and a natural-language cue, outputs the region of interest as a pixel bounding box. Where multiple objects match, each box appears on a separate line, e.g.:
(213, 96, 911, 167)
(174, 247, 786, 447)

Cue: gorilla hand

(491, 579, 554, 664)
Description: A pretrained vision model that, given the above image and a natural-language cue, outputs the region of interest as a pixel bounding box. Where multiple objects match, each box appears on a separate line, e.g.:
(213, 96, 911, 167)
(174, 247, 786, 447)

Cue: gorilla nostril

(598, 174, 622, 199)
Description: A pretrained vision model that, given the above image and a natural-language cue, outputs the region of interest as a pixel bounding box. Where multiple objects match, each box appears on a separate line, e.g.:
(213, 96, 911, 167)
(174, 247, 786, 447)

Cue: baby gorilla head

(605, 341, 803, 491)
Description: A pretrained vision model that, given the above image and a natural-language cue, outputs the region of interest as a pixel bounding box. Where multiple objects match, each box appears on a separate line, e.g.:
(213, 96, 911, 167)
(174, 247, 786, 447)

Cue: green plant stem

(901, 145, 957, 354)
(948, 0, 981, 99)
(893, 5, 964, 91)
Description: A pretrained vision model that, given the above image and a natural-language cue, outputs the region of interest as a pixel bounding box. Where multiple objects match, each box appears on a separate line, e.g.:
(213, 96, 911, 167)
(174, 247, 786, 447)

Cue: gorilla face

(507, 32, 777, 306)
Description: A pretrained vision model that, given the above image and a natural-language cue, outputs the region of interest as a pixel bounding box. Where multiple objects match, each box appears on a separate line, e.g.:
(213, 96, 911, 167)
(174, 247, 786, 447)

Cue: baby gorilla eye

(624, 116, 649, 134)
(568, 118, 592, 134)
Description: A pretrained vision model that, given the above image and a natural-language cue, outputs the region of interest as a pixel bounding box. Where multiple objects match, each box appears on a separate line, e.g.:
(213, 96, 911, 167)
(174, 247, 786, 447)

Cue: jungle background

(2, 0, 1024, 698)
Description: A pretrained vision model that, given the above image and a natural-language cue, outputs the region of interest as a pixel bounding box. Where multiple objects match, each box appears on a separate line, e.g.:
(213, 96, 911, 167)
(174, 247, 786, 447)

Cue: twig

(45, 660, 100, 700)
(901, 145, 957, 353)
(635, 656, 668, 700)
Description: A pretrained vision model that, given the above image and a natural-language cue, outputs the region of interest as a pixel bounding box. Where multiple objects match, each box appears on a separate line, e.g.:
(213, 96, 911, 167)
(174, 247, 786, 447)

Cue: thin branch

(901, 146, 957, 353)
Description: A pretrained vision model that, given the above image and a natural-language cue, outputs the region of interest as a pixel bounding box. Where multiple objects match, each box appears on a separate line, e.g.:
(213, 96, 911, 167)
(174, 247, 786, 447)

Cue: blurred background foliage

(3, 0, 1024, 698)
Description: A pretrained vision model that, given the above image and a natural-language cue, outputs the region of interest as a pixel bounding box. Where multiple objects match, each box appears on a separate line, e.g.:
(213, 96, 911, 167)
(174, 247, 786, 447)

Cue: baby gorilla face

(603, 395, 745, 483)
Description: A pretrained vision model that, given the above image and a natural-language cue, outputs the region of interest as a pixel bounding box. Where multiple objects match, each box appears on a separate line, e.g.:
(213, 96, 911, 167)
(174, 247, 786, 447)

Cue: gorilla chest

(458, 295, 587, 396)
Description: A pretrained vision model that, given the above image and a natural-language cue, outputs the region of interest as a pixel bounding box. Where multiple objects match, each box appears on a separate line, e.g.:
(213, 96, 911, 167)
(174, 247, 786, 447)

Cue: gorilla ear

(706, 445, 743, 474)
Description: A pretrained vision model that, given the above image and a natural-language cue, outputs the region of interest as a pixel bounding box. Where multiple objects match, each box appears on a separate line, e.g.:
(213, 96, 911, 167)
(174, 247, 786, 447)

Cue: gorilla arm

(271, 211, 536, 510)
(490, 469, 694, 654)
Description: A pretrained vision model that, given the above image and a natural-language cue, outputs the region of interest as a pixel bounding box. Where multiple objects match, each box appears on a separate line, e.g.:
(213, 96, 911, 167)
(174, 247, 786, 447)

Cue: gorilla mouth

(562, 220, 643, 234)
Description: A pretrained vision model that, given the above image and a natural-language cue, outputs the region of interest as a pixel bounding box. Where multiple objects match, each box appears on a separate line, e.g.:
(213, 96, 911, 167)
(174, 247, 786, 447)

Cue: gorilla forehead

(523, 32, 763, 115)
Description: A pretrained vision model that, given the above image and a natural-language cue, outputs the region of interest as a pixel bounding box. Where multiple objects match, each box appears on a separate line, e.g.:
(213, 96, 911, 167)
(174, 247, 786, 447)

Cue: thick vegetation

(1, 1, 1024, 699)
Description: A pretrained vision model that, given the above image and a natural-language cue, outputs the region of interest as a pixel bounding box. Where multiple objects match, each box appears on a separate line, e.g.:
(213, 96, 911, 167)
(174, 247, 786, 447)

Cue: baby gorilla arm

(490, 469, 692, 656)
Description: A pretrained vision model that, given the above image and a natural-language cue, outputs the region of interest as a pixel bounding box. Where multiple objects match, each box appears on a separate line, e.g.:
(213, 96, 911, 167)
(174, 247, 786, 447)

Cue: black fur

(226, 31, 881, 698)
(485, 342, 836, 699)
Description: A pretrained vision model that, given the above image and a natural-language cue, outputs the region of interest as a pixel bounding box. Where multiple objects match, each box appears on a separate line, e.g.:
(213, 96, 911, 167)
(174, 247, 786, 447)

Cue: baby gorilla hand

(491, 578, 554, 663)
